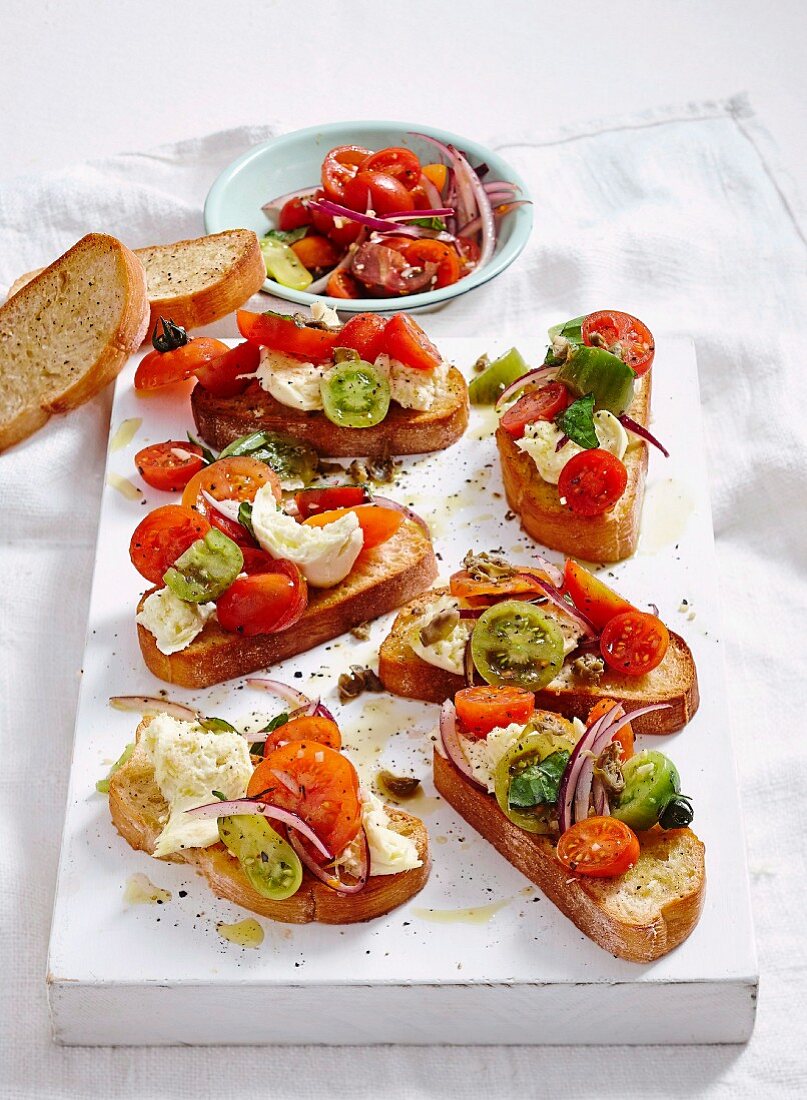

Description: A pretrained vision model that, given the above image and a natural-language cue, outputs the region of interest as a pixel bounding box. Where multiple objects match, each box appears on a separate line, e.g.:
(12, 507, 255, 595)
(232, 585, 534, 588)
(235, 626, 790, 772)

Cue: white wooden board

(47, 336, 757, 1045)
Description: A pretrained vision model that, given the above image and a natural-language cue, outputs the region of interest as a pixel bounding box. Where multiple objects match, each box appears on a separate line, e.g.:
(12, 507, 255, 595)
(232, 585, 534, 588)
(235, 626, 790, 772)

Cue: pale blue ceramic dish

(204, 120, 533, 313)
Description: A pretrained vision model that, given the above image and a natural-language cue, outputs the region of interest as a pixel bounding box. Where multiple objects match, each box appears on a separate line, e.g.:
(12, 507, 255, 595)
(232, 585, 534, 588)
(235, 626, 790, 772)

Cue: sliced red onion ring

(371, 496, 431, 537)
(555, 433, 570, 453)
(314, 701, 337, 722)
(495, 365, 559, 410)
(483, 179, 518, 195)
(188, 798, 331, 860)
(618, 415, 670, 458)
(558, 702, 621, 834)
(270, 769, 301, 797)
(261, 187, 317, 216)
(592, 776, 609, 817)
(516, 575, 598, 639)
(309, 198, 409, 235)
(246, 678, 311, 709)
(456, 148, 495, 267)
(288, 826, 369, 895)
(201, 490, 243, 523)
(440, 700, 485, 787)
(383, 207, 453, 220)
(529, 553, 565, 588)
(108, 696, 199, 722)
(418, 172, 443, 209)
(573, 703, 625, 826)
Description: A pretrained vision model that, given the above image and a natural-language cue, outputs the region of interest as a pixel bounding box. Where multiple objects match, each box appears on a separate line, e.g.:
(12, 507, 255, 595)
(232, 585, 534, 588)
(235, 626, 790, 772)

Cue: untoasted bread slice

(497, 374, 651, 562)
(109, 719, 430, 924)
(191, 367, 470, 457)
(138, 519, 438, 688)
(378, 589, 699, 734)
(0, 233, 149, 451)
(7, 230, 265, 337)
(434, 750, 704, 961)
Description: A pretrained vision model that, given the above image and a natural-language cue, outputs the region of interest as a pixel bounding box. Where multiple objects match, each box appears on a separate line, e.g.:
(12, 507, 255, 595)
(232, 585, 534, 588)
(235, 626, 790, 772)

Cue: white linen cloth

(1, 98, 805, 1098)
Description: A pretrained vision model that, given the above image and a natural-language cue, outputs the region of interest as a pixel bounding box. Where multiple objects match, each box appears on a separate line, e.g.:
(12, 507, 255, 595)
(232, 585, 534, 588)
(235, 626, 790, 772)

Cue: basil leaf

(238, 501, 255, 538)
(544, 314, 586, 364)
(250, 712, 289, 756)
(410, 216, 446, 231)
(556, 393, 599, 449)
(211, 789, 228, 801)
(508, 750, 570, 808)
(264, 226, 309, 245)
(186, 431, 217, 467)
(219, 430, 319, 485)
(199, 717, 238, 734)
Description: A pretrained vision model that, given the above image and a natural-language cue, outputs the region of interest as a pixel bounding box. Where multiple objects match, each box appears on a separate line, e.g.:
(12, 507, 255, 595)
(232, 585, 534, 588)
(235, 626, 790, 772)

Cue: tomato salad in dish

(259, 136, 528, 299)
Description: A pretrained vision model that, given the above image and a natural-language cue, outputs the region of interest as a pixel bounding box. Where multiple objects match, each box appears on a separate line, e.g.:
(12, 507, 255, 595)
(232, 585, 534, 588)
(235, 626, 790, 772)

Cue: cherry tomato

(135, 441, 205, 492)
(321, 145, 372, 203)
(290, 234, 342, 270)
(562, 559, 634, 632)
(129, 505, 210, 584)
(278, 196, 313, 231)
(398, 240, 461, 289)
(359, 147, 422, 189)
(582, 311, 655, 377)
(216, 560, 307, 637)
(556, 817, 640, 878)
(600, 611, 670, 677)
(587, 698, 634, 760)
(343, 170, 415, 216)
(193, 341, 260, 398)
(326, 270, 362, 298)
(449, 570, 546, 602)
(558, 450, 628, 517)
(237, 309, 339, 362)
(383, 313, 441, 372)
(455, 686, 536, 739)
(409, 184, 432, 210)
(422, 162, 448, 192)
(295, 485, 370, 520)
(455, 236, 481, 269)
(262, 714, 342, 755)
(310, 189, 363, 246)
(181, 456, 281, 519)
(499, 383, 572, 439)
(302, 504, 403, 550)
(135, 336, 229, 392)
(240, 547, 279, 574)
(338, 313, 388, 362)
(248, 741, 361, 860)
(207, 508, 257, 549)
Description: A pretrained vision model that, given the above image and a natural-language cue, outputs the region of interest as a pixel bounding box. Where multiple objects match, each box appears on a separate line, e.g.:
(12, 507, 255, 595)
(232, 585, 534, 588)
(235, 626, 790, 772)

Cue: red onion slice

(371, 496, 431, 538)
(440, 700, 485, 788)
(418, 172, 443, 209)
(261, 187, 317, 216)
(517, 575, 598, 639)
(572, 703, 625, 826)
(456, 148, 496, 267)
(495, 365, 559, 410)
(529, 553, 565, 588)
(246, 678, 311, 709)
(558, 702, 621, 834)
(309, 198, 408, 235)
(270, 769, 301, 797)
(188, 798, 331, 859)
(592, 776, 609, 817)
(384, 207, 453, 221)
(108, 696, 199, 722)
(288, 826, 369, 895)
(618, 415, 670, 458)
(201, 490, 243, 523)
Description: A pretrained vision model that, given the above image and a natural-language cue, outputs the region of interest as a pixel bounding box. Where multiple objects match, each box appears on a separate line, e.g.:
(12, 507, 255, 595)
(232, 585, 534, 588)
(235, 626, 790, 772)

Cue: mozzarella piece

(359, 789, 422, 876)
(460, 717, 586, 793)
(407, 595, 471, 675)
(309, 301, 341, 328)
(375, 353, 451, 412)
(136, 587, 215, 655)
(256, 347, 325, 411)
(251, 483, 363, 588)
(515, 411, 628, 484)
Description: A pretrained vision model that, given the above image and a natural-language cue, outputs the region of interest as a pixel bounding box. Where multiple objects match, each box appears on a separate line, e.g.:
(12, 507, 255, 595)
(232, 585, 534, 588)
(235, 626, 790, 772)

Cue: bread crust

(434, 750, 705, 961)
(378, 590, 699, 734)
(190, 367, 470, 457)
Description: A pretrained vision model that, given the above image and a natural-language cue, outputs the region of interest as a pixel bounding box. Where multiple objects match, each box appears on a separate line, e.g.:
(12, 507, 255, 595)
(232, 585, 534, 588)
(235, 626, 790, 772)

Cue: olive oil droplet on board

(216, 918, 264, 948)
(123, 873, 171, 906)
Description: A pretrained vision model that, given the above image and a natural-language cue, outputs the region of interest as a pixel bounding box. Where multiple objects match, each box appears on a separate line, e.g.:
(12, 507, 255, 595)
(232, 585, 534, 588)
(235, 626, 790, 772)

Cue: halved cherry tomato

(278, 196, 313, 231)
(600, 611, 670, 677)
(422, 162, 448, 192)
(321, 145, 372, 203)
(359, 147, 422, 189)
(338, 313, 388, 362)
(587, 698, 634, 760)
(455, 236, 481, 269)
(129, 505, 210, 584)
(326, 270, 362, 298)
(237, 309, 339, 361)
(135, 441, 205, 492)
(556, 817, 640, 878)
(398, 240, 461, 289)
(499, 383, 572, 439)
(343, 170, 415, 215)
(449, 569, 546, 602)
(248, 741, 361, 860)
(291, 234, 342, 270)
(181, 456, 281, 519)
(134, 336, 229, 392)
(208, 508, 257, 549)
(295, 485, 370, 520)
(193, 341, 261, 398)
(409, 184, 432, 210)
(558, 450, 628, 516)
(216, 559, 307, 637)
(240, 547, 279, 574)
(455, 685, 536, 739)
(262, 714, 342, 755)
(562, 560, 634, 631)
(302, 504, 402, 550)
(383, 313, 441, 372)
(310, 188, 363, 246)
(582, 310, 655, 377)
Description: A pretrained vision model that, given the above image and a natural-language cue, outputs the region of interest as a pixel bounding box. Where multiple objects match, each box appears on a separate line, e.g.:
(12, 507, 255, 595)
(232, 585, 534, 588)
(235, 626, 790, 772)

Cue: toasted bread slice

(7, 230, 265, 337)
(109, 719, 430, 924)
(378, 589, 699, 734)
(138, 519, 438, 688)
(190, 367, 470, 457)
(434, 750, 704, 961)
(497, 374, 651, 562)
(0, 233, 149, 452)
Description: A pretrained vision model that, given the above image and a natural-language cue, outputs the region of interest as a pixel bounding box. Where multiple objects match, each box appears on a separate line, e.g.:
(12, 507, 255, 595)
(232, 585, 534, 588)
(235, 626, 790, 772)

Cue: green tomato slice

(260, 236, 313, 291)
(163, 528, 243, 603)
(555, 345, 636, 415)
(468, 347, 528, 405)
(471, 600, 565, 691)
(218, 815, 303, 901)
(493, 725, 574, 833)
(219, 430, 319, 486)
(612, 750, 681, 831)
(321, 360, 391, 429)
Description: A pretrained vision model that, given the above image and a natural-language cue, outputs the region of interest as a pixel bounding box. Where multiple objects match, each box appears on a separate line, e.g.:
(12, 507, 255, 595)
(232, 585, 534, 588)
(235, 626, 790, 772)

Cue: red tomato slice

(455, 236, 481, 270)
(383, 313, 441, 372)
(562, 560, 634, 631)
(326, 270, 362, 298)
(599, 611, 670, 677)
(556, 817, 640, 878)
(193, 341, 260, 398)
(295, 485, 370, 520)
(302, 504, 403, 550)
(558, 450, 628, 516)
(240, 547, 280, 574)
(181, 456, 281, 519)
(290, 234, 342, 271)
(499, 383, 572, 439)
(261, 714, 342, 754)
(129, 505, 210, 584)
(582, 311, 655, 377)
(208, 508, 257, 549)
(321, 145, 372, 203)
(237, 309, 339, 361)
(449, 570, 546, 601)
(586, 698, 634, 760)
(278, 196, 313, 231)
(343, 170, 415, 215)
(399, 240, 461, 289)
(247, 741, 361, 860)
(359, 147, 422, 189)
(216, 560, 307, 636)
(455, 686, 536, 739)
(134, 337, 229, 392)
(135, 441, 205, 492)
(338, 313, 388, 362)
(310, 188, 363, 246)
